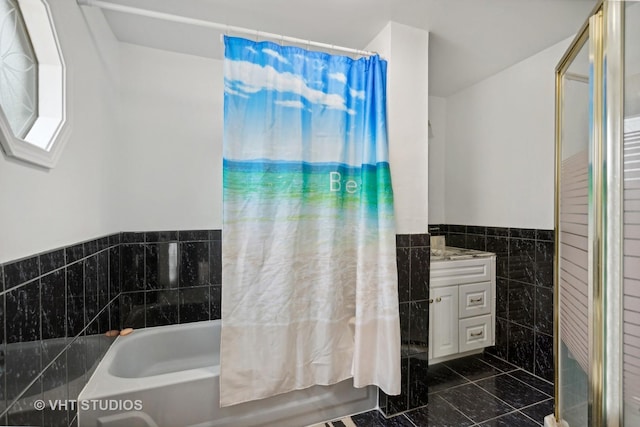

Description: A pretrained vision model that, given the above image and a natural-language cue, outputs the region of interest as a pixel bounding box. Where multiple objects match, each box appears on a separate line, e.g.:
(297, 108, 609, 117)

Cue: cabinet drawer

(430, 257, 494, 287)
(458, 282, 491, 318)
(458, 314, 492, 353)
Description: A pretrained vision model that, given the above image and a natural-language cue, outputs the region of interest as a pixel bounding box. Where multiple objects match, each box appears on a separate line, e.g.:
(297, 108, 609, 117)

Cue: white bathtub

(78, 320, 376, 427)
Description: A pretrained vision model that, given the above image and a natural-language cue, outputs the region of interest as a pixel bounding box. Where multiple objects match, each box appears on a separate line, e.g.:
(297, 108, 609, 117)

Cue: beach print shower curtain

(220, 36, 400, 407)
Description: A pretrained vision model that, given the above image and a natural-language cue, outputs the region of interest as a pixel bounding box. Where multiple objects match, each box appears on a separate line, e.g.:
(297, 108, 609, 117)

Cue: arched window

(0, 0, 68, 169)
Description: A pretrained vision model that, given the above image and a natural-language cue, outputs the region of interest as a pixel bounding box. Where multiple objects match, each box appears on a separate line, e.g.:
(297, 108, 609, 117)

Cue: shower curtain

(220, 36, 400, 407)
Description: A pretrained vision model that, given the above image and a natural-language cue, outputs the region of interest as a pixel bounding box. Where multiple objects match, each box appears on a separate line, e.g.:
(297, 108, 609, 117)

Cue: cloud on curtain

(220, 36, 400, 407)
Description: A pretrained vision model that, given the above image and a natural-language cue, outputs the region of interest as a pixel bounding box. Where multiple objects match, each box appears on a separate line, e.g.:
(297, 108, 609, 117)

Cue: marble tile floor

(321, 353, 554, 427)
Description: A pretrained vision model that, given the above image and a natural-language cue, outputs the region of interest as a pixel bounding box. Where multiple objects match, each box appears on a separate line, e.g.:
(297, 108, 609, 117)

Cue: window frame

(0, 0, 70, 169)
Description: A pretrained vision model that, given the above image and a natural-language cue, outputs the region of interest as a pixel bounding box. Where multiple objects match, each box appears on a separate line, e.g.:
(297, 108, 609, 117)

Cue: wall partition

(555, 1, 640, 426)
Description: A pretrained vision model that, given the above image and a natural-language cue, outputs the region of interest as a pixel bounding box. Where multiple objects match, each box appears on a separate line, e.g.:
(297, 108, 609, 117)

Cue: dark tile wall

(429, 224, 554, 382)
(380, 233, 430, 416)
(0, 229, 222, 427)
(119, 230, 222, 329)
(0, 234, 121, 426)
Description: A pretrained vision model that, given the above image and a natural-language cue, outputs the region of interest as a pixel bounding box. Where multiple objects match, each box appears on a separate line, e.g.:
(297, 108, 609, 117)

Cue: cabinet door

(458, 282, 491, 318)
(459, 314, 492, 352)
(430, 285, 459, 359)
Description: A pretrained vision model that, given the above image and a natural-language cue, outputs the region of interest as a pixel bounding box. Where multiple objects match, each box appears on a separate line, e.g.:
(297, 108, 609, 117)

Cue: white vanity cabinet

(429, 253, 496, 364)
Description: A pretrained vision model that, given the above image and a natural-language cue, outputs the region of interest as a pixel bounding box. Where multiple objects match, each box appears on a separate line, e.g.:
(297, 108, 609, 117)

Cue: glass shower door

(623, 2, 640, 425)
(557, 34, 591, 427)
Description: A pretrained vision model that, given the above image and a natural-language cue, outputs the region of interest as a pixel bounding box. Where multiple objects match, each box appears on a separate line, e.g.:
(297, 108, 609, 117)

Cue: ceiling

(87, 0, 598, 97)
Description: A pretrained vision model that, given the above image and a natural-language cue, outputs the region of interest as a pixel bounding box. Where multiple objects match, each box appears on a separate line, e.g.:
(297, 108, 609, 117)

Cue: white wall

(0, 2, 120, 263)
(443, 37, 572, 229)
(366, 22, 430, 233)
(116, 43, 223, 231)
(428, 96, 446, 224)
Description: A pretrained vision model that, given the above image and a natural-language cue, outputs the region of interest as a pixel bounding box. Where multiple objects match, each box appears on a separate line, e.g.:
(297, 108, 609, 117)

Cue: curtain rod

(77, 0, 378, 58)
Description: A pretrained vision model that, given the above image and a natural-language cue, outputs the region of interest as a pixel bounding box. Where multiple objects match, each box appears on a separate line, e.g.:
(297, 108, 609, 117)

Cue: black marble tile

(476, 373, 549, 409)
(97, 236, 110, 252)
(487, 236, 509, 278)
(478, 411, 539, 427)
(467, 226, 486, 235)
(396, 248, 410, 303)
(409, 247, 429, 301)
(509, 239, 536, 284)
(65, 261, 83, 299)
(405, 394, 474, 426)
(41, 271, 66, 340)
(3, 256, 39, 290)
(97, 251, 109, 312)
(179, 230, 209, 241)
(179, 287, 210, 323)
(6, 280, 40, 343)
(122, 232, 145, 244)
(384, 357, 409, 415)
(510, 368, 553, 397)
(408, 353, 429, 408)
(39, 249, 65, 275)
(109, 300, 121, 331)
(210, 286, 221, 320)
(510, 228, 536, 239)
(109, 246, 121, 298)
(84, 239, 99, 257)
(145, 231, 178, 242)
(449, 225, 467, 234)
(508, 324, 535, 372)
(476, 353, 519, 373)
(396, 234, 411, 248)
(467, 234, 486, 251)
(410, 233, 430, 247)
(521, 398, 554, 423)
(180, 242, 210, 287)
(535, 333, 554, 382)
(108, 233, 121, 246)
(487, 227, 509, 237)
(444, 355, 502, 381)
(536, 229, 554, 242)
(399, 303, 410, 353)
(409, 300, 428, 350)
(439, 383, 514, 424)
(351, 409, 414, 427)
(447, 233, 466, 248)
(5, 342, 41, 401)
(121, 244, 145, 292)
(42, 354, 69, 426)
(84, 256, 98, 300)
(535, 240, 554, 288)
(209, 229, 222, 240)
(145, 290, 179, 327)
(497, 277, 508, 318)
(425, 363, 468, 393)
(66, 296, 85, 337)
(535, 286, 553, 335)
(509, 281, 534, 327)
(120, 292, 145, 329)
(6, 375, 43, 426)
(491, 318, 509, 360)
(146, 242, 179, 290)
(66, 243, 84, 264)
(209, 240, 222, 286)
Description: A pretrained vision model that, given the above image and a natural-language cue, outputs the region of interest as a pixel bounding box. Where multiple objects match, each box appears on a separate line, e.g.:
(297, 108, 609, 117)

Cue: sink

(431, 246, 494, 261)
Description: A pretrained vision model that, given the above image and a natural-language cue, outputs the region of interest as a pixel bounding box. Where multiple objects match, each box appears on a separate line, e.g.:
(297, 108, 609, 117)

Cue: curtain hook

(255, 29, 260, 42)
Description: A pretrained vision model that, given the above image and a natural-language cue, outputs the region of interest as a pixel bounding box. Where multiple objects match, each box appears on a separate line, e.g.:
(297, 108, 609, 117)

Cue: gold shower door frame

(554, 1, 625, 426)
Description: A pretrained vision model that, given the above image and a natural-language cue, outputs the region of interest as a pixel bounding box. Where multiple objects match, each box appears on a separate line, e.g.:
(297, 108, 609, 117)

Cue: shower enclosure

(555, 1, 640, 426)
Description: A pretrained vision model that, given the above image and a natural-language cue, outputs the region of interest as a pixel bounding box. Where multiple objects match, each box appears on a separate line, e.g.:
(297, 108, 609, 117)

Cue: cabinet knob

(429, 299, 434, 304)
(436, 297, 442, 303)
(471, 331, 484, 338)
